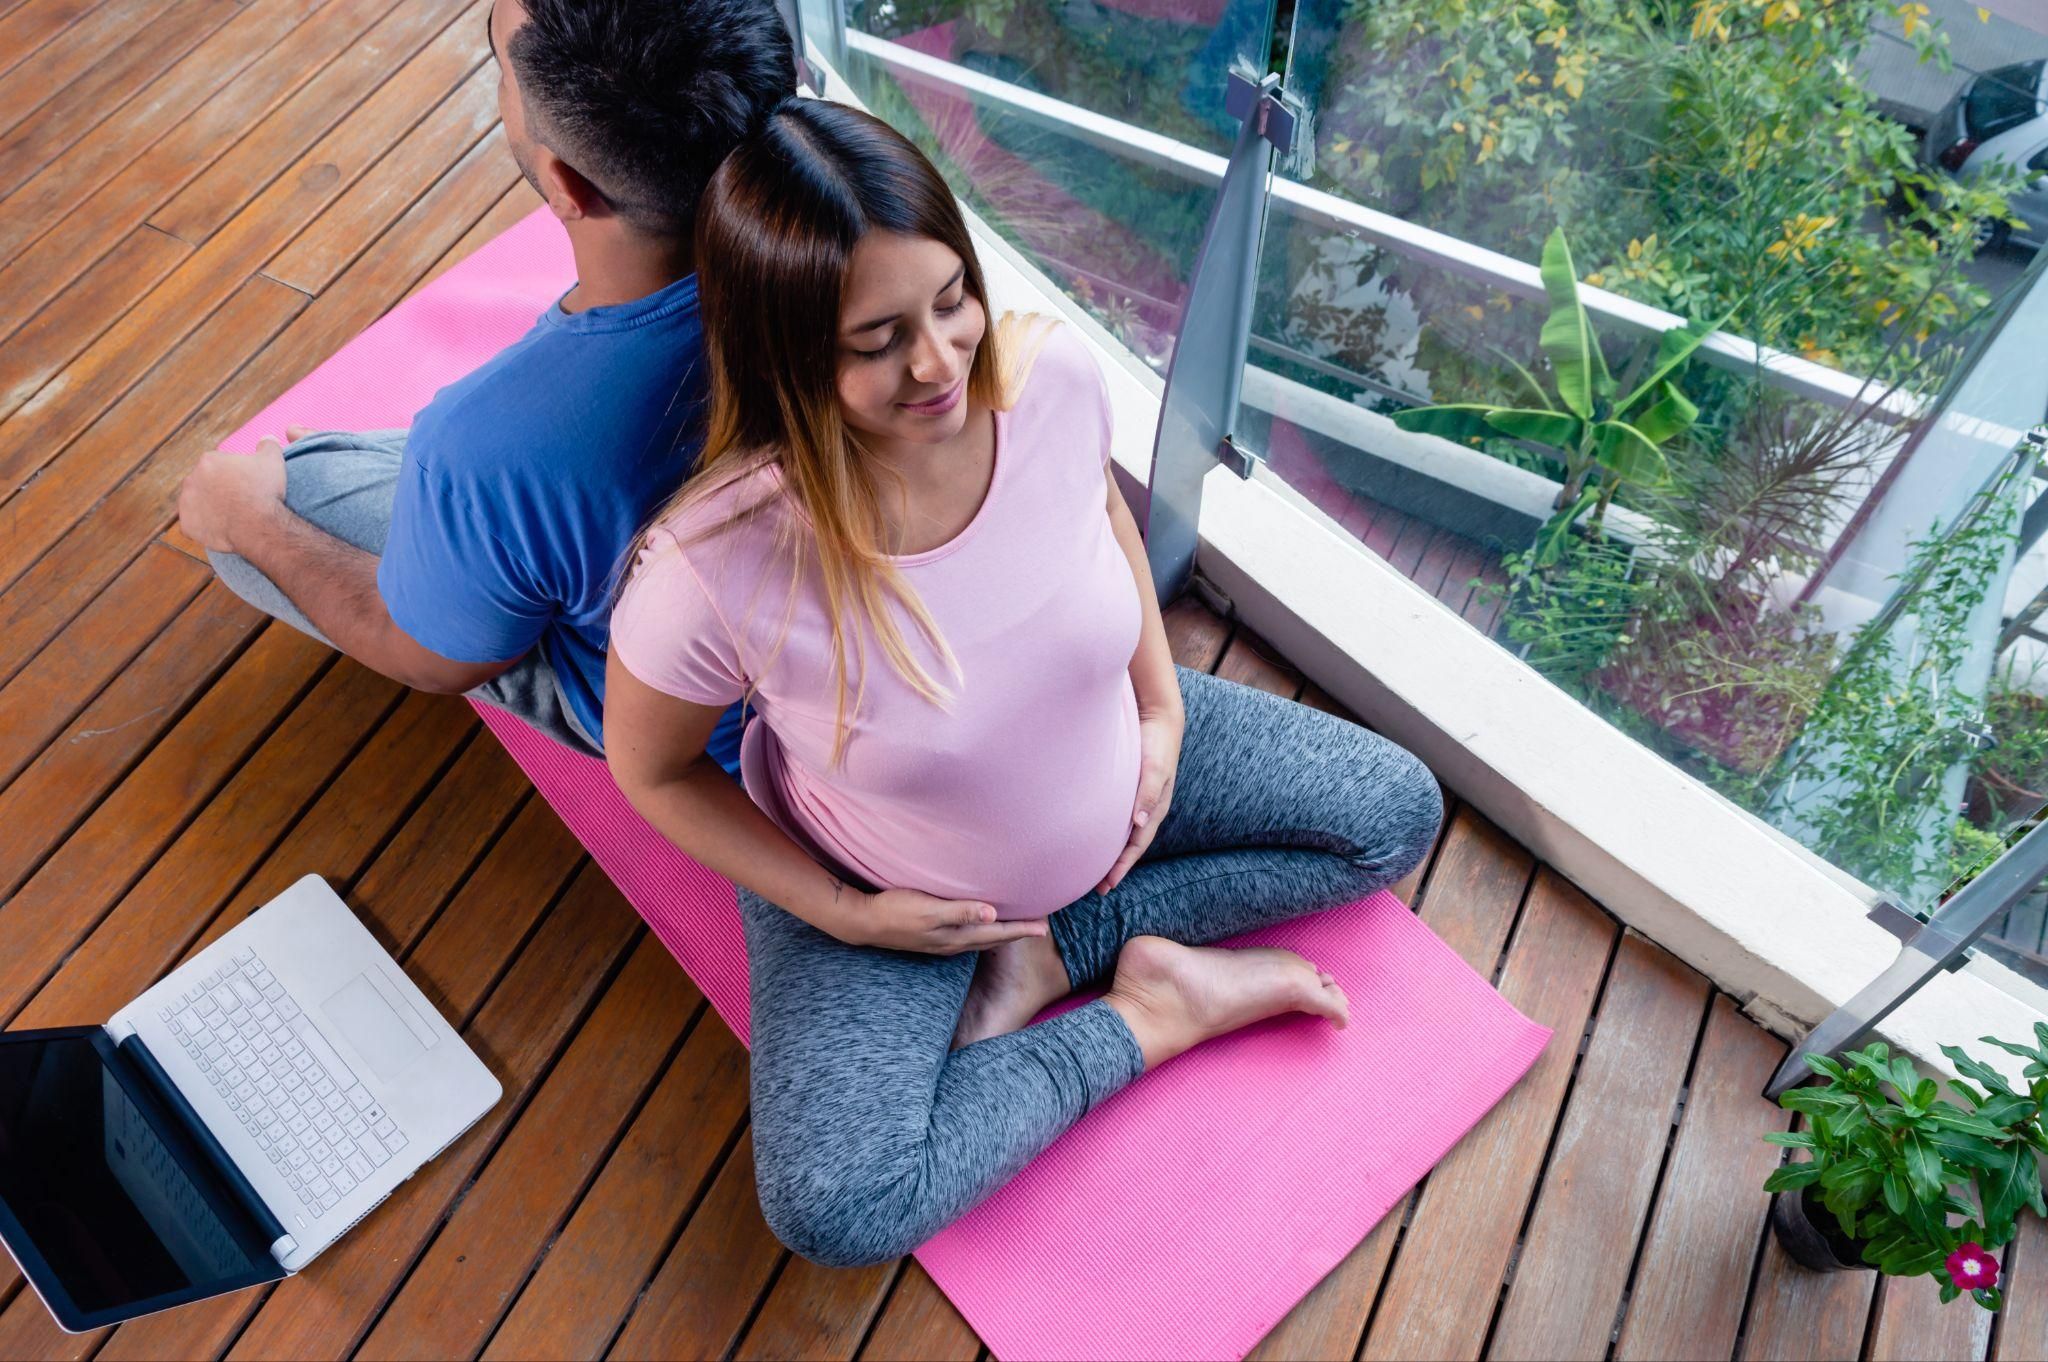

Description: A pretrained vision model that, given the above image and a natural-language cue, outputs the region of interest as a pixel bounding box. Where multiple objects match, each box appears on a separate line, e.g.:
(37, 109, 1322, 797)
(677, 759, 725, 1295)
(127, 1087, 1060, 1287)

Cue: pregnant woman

(604, 98, 1444, 1268)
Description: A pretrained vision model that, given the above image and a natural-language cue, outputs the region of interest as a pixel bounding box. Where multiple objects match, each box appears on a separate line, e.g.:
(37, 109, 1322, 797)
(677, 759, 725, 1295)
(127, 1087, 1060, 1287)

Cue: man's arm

(178, 438, 518, 695)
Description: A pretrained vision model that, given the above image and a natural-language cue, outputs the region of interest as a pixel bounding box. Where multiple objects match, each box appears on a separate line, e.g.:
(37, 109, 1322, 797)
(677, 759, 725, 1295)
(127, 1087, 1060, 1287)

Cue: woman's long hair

(638, 99, 1040, 773)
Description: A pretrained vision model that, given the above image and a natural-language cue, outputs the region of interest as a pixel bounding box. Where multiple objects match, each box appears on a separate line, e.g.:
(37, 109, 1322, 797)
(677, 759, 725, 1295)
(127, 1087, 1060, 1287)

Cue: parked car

(1922, 58, 2048, 251)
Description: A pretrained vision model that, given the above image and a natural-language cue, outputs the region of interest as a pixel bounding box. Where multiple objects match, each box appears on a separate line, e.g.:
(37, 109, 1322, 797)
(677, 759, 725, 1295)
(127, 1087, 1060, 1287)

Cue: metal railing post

(779, 0, 841, 92)
(1766, 814, 2048, 1097)
(1141, 70, 1296, 604)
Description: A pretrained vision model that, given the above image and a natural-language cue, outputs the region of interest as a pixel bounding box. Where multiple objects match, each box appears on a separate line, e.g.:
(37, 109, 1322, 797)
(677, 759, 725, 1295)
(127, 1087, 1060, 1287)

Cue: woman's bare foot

(950, 933, 1074, 1049)
(1104, 935, 1348, 1068)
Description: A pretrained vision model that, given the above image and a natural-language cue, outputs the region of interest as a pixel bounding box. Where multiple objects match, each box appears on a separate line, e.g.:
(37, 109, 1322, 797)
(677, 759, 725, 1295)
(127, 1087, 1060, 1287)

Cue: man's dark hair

(507, 0, 796, 233)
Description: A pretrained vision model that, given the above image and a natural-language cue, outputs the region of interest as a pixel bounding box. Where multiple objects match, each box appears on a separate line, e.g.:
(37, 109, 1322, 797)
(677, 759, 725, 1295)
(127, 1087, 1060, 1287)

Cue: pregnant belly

(743, 687, 1144, 918)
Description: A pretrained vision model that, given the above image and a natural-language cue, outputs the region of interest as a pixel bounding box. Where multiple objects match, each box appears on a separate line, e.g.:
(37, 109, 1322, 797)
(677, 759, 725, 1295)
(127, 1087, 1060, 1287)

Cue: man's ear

(531, 144, 611, 224)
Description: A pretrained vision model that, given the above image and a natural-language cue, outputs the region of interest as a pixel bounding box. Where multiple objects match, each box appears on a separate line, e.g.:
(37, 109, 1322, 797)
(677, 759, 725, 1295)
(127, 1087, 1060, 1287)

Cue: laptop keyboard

(160, 948, 409, 1222)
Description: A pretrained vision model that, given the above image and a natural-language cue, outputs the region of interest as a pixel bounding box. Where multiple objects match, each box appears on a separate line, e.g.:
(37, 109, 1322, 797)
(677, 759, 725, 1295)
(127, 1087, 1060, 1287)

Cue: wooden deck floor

(0, 2, 2044, 1358)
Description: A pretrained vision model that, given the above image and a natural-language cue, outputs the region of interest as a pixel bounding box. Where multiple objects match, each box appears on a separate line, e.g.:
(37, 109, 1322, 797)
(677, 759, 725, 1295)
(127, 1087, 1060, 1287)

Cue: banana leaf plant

(1391, 227, 1722, 565)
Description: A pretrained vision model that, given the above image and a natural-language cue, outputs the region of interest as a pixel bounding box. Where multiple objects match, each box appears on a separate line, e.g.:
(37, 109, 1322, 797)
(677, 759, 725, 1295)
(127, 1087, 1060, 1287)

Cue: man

(176, 0, 797, 774)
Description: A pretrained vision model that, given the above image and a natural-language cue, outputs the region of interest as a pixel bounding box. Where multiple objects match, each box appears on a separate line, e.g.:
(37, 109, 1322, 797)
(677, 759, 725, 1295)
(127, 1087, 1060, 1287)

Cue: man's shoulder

(410, 312, 707, 485)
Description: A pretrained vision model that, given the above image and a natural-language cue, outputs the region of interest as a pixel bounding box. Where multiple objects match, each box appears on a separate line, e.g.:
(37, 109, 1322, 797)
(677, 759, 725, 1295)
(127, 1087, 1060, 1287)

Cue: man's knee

(275, 433, 403, 556)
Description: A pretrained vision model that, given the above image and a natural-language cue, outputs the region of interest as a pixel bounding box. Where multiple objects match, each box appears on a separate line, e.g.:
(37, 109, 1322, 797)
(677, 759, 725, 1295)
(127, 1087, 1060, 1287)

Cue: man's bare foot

(951, 933, 1074, 1049)
(1104, 935, 1348, 1068)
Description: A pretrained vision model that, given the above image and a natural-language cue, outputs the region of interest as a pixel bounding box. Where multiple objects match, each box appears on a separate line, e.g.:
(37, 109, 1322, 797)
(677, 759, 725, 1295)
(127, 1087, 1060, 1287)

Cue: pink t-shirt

(611, 322, 1143, 918)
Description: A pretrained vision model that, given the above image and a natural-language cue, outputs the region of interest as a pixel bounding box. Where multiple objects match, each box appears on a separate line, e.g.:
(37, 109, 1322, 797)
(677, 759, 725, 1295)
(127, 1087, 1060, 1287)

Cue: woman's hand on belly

(840, 885, 1052, 956)
(1094, 707, 1185, 895)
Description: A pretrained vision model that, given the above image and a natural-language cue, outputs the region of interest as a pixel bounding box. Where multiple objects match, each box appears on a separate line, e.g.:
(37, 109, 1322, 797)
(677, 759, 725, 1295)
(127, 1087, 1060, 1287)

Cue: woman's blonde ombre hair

(634, 99, 1059, 773)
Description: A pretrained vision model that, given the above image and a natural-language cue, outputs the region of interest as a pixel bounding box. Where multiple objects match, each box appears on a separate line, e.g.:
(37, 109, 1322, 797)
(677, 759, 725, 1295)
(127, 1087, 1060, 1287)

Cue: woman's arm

(1091, 464, 1186, 896)
(605, 653, 1049, 951)
(1106, 466, 1184, 730)
(606, 657, 865, 929)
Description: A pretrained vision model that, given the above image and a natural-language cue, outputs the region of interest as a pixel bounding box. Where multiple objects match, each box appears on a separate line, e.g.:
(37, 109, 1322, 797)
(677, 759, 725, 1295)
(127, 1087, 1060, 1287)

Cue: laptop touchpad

(322, 974, 428, 1082)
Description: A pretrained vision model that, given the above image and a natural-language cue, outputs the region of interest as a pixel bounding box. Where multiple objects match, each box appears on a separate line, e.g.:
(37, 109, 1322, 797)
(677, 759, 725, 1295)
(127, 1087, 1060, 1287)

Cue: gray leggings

(745, 663, 1443, 1267)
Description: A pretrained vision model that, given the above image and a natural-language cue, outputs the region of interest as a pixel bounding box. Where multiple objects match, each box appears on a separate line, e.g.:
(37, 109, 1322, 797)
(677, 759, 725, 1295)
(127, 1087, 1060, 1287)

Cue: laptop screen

(0, 1030, 280, 1330)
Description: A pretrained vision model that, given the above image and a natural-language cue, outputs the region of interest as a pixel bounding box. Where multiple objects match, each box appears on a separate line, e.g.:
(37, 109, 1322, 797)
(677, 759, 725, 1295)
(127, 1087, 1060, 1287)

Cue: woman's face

(835, 231, 986, 449)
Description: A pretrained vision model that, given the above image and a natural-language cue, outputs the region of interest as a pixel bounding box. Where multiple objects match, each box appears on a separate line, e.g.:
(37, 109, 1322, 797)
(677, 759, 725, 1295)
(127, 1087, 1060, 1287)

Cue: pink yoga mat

(226, 207, 1552, 1362)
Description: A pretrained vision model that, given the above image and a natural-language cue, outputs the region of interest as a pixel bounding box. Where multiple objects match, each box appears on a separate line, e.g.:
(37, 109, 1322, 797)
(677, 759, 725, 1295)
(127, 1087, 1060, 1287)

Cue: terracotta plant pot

(1770, 1188, 1872, 1272)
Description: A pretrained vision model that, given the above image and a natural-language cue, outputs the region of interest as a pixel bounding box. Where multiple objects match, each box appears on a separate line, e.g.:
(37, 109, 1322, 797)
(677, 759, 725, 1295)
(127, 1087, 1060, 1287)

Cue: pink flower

(1946, 1244, 2000, 1291)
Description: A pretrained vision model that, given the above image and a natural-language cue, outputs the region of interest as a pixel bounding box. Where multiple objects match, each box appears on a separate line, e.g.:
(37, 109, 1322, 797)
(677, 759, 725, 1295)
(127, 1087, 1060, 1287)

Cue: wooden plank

(0, 626, 330, 1020)
(2, 657, 398, 1027)
(14, 690, 468, 1031)
(1215, 625, 1305, 695)
(0, 0, 146, 138)
(0, 541, 205, 783)
(1992, 1210, 2048, 1361)
(0, 0, 106, 83)
(734, 1256, 899, 1362)
(222, 867, 637, 1362)
(149, 0, 476, 244)
(1435, 537, 1489, 617)
(1408, 527, 1464, 600)
(1736, 1233, 1877, 1361)
(0, 583, 258, 896)
(0, 1289, 92, 1361)
(1251, 1212, 1406, 1362)
(1615, 996, 1790, 1362)
(388, 798, 589, 1017)
(0, 0, 235, 202)
(0, 0, 483, 484)
(1359, 501, 1409, 560)
(1466, 556, 1510, 636)
(1360, 870, 1619, 1362)
(1384, 516, 1436, 580)
(401, 178, 540, 302)
(1867, 1272, 1993, 1362)
(1489, 932, 1711, 1360)
(0, 125, 516, 687)
(0, 691, 444, 1362)
(1162, 593, 1231, 671)
(345, 735, 532, 955)
(857, 1264, 982, 1362)
(0, 223, 192, 431)
(262, 60, 499, 296)
(1330, 487, 1383, 549)
(482, 1021, 752, 1361)
(1249, 805, 1532, 1361)
(92, 776, 574, 1362)
(0, 0, 396, 332)
(0, 0, 330, 264)
(359, 939, 705, 1360)
(0, 273, 310, 590)
(607, 1140, 787, 1362)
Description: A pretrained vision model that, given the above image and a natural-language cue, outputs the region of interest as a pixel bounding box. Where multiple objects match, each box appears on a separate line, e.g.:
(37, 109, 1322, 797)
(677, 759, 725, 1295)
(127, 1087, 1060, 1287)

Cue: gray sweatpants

(745, 663, 1444, 1267)
(207, 429, 603, 756)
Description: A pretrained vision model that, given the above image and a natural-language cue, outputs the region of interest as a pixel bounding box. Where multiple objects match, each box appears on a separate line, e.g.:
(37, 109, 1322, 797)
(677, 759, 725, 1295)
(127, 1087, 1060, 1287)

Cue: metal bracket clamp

(1224, 69, 1297, 154)
(1218, 433, 1265, 478)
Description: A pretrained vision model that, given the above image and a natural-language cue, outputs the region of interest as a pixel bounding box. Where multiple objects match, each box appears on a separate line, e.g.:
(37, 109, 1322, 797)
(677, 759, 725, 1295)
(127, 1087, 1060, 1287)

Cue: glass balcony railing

(813, 0, 2048, 1014)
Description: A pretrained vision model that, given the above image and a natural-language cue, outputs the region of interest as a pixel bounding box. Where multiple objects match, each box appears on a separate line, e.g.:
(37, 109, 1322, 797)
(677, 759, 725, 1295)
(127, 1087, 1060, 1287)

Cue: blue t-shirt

(378, 274, 749, 776)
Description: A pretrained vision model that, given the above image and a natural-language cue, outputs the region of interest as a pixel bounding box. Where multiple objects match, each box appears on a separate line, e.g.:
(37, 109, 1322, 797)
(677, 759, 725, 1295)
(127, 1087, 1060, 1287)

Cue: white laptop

(0, 875, 500, 1332)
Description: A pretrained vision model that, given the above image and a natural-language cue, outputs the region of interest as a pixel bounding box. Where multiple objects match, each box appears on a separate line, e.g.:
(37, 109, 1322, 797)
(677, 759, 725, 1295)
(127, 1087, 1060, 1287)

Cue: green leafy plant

(1769, 463, 2031, 896)
(1317, 0, 2024, 381)
(1767, 1036, 2048, 1309)
(1391, 228, 1719, 562)
(1479, 530, 1647, 682)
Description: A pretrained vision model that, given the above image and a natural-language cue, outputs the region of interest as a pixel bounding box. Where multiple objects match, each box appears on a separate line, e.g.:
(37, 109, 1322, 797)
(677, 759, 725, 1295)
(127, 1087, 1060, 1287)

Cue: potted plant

(1765, 1034, 2048, 1309)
